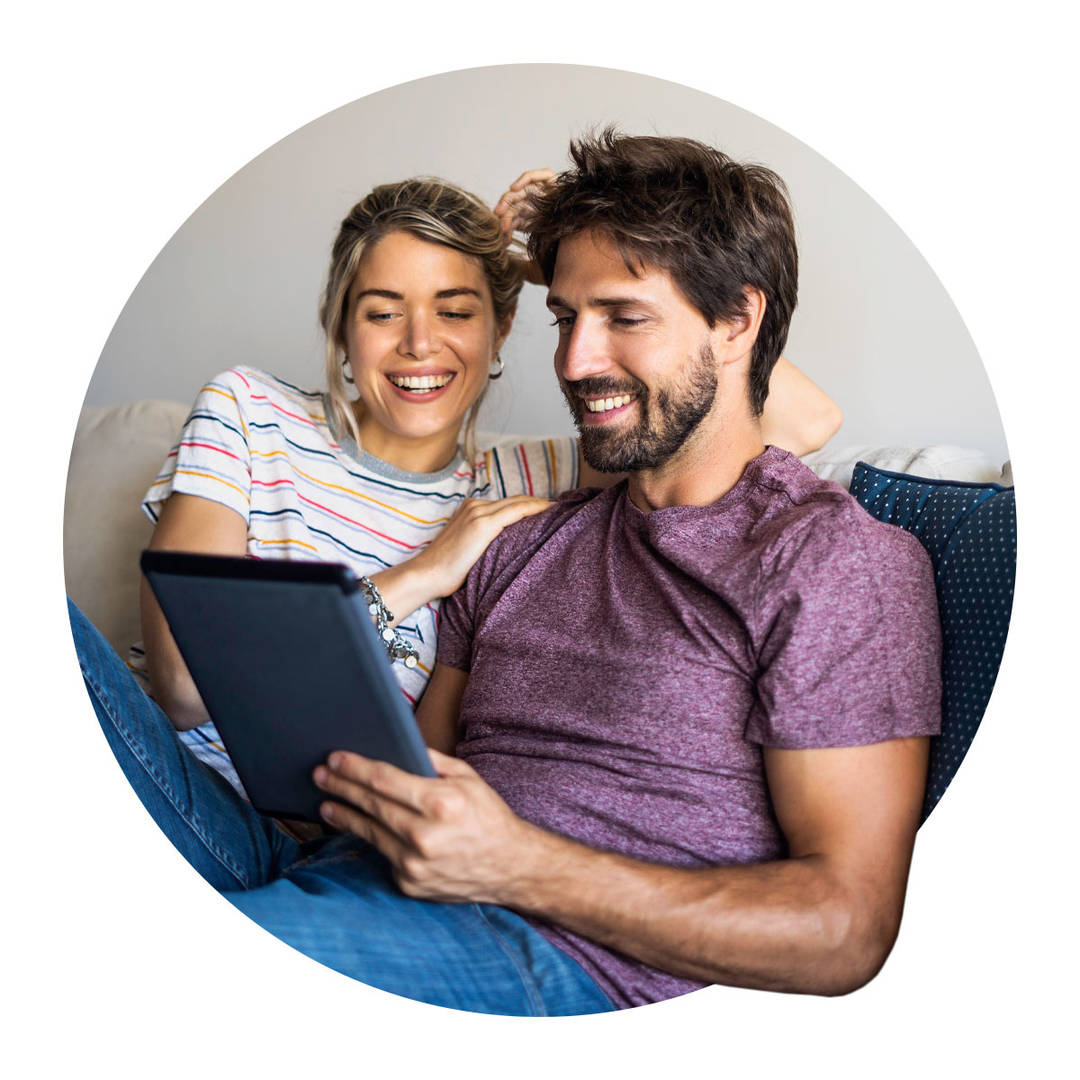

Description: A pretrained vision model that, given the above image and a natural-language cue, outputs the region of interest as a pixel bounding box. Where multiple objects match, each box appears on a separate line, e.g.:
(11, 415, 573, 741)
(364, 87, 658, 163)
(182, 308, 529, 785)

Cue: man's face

(546, 230, 719, 473)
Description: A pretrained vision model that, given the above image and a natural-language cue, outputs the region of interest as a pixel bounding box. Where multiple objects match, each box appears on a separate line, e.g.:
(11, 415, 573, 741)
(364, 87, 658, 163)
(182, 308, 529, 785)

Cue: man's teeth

(388, 374, 454, 391)
(584, 394, 634, 413)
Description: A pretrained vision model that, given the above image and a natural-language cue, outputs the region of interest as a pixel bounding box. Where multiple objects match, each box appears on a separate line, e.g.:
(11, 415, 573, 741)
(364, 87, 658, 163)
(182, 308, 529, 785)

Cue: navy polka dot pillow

(850, 462, 1016, 823)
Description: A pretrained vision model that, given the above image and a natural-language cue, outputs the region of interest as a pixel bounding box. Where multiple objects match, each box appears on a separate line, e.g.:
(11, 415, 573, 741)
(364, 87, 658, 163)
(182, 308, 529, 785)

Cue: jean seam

(82, 663, 252, 890)
(471, 905, 547, 1016)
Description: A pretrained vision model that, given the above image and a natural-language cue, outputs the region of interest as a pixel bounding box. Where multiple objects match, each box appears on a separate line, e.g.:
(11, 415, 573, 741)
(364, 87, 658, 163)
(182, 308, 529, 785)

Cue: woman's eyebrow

(353, 287, 482, 301)
(353, 288, 402, 301)
(434, 287, 482, 300)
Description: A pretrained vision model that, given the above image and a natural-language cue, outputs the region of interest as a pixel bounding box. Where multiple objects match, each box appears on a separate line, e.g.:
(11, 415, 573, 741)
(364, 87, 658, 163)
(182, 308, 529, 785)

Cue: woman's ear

(495, 305, 517, 353)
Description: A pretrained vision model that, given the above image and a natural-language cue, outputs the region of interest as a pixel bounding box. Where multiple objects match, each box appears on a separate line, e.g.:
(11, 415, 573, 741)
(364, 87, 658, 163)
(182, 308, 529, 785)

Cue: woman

(137, 173, 842, 792)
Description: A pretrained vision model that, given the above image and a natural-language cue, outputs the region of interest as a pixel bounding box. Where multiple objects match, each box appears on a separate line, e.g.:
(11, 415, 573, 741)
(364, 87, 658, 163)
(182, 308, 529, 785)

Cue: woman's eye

(366, 311, 397, 323)
(439, 311, 474, 320)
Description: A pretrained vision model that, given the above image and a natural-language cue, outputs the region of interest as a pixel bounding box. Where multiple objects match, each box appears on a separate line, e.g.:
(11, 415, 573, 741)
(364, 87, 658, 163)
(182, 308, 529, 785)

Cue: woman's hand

(494, 168, 556, 286)
(373, 494, 551, 623)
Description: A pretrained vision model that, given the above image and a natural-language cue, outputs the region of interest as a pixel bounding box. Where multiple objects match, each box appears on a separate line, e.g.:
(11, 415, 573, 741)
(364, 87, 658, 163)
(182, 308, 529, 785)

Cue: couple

(71, 129, 941, 1014)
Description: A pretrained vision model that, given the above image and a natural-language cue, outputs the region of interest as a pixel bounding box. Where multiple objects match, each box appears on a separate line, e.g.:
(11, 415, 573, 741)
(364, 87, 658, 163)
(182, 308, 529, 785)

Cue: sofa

(64, 400, 1015, 822)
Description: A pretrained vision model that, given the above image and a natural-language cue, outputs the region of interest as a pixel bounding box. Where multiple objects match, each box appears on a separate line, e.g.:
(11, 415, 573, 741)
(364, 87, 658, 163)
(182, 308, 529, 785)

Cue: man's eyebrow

(546, 295, 648, 310)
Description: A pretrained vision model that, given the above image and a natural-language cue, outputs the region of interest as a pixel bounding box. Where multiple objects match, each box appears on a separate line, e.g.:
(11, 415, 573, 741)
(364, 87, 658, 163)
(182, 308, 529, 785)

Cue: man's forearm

(314, 743, 921, 997)
(494, 824, 897, 996)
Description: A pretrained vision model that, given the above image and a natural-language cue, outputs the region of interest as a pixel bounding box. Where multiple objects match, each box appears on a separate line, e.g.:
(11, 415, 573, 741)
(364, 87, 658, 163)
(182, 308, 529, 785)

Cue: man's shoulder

(745, 449, 932, 585)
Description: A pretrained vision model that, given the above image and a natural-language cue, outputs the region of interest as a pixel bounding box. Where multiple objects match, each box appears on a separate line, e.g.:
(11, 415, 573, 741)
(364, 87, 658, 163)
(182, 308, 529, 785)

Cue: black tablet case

(141, 551, 436, 821)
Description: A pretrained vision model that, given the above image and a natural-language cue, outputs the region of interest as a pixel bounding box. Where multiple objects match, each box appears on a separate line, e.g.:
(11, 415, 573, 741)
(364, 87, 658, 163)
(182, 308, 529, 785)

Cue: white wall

(84, 64, 1008, 465)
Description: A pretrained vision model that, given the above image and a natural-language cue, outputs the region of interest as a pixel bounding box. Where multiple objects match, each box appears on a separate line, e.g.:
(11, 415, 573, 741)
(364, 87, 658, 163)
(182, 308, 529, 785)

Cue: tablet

(140, 550, 437, 822)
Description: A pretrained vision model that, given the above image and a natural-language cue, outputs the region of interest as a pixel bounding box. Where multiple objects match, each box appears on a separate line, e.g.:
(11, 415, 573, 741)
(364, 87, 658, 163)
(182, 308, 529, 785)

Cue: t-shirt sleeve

(488, 436, 580, 499)
(141, 369, 253, 525)
(745, 512, 943, 748)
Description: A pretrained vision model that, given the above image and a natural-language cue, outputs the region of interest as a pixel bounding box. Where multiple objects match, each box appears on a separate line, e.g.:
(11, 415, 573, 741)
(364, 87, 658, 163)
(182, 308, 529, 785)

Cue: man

(306, 132, 941, 1006)
(72, 131, 940, 1014)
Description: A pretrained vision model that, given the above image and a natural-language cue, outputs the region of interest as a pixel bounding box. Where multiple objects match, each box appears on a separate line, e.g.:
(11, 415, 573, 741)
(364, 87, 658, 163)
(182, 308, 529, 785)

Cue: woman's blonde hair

(318, 177, 523, 465)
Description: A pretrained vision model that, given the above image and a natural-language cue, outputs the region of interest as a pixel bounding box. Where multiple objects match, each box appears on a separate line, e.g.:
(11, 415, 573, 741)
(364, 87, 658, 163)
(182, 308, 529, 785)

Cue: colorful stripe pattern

(133, 367, 579, 792)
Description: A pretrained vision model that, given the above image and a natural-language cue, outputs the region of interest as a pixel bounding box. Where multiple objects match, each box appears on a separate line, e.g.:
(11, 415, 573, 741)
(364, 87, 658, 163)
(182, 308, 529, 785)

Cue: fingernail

(320, 802, 335, 822)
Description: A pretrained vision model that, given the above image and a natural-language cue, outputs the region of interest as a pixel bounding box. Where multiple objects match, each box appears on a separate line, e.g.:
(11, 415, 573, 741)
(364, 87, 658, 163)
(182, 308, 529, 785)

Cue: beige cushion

(800, 443, 999, 489)
(64, 400, 188, 655)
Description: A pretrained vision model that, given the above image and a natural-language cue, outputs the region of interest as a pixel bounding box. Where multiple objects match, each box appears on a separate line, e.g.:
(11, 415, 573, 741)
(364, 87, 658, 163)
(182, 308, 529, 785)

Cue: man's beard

(561, 343, 719, 473)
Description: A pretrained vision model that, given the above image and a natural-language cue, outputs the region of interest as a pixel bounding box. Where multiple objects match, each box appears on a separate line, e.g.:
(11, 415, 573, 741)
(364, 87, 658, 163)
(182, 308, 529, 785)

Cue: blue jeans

(69, 599, 613, 1016)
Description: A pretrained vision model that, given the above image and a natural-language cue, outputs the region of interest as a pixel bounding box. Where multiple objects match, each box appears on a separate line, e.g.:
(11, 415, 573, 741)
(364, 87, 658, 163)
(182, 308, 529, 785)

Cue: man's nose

(557, 320, 611, 382)
(399, 311, 440, 360)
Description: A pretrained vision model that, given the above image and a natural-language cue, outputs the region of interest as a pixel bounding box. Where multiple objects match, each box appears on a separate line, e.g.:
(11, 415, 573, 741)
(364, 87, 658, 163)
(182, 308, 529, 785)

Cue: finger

(427, 748, 476, 778)
(509, 168, 557, 190)
(314, 763, 423, 841)
(321, 751, 433, 814)
(318, 797, 410, 863)
(480, 496, 552, 522)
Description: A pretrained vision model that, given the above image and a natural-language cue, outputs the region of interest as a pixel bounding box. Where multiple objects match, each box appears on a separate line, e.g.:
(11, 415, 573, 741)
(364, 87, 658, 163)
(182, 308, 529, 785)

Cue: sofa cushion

(849, 461, 1016, 822)
(65, 400, 190, 655)
(803, 443, 999, 489)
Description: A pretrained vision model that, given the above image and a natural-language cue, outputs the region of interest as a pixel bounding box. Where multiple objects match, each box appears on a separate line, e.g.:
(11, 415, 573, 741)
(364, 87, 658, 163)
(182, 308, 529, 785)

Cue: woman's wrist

(370, 556, 443, 628)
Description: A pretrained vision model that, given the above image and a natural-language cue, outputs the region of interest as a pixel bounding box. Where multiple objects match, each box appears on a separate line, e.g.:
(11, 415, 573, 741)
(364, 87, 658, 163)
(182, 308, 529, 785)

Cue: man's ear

(714, 287, 766, 364)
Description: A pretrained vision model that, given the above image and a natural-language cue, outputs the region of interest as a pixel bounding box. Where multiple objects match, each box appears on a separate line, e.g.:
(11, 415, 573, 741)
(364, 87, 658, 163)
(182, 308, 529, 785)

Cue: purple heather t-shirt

(436, 446, 941, 1008)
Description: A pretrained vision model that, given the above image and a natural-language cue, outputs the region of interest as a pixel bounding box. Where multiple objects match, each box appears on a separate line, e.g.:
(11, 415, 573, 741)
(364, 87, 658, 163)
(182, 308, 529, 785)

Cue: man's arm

(414, 663, 468, 755)
(317, 669, 928, 996)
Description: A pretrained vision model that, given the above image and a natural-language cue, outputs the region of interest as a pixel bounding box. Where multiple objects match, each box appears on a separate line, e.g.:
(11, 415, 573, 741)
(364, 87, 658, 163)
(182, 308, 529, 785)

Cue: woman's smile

(343, 230, 506, 471)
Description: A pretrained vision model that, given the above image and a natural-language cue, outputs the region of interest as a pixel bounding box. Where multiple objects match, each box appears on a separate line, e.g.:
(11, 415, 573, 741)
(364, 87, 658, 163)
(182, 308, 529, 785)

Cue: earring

(489, 353, 505, 381)
(342, 353, 354, 385)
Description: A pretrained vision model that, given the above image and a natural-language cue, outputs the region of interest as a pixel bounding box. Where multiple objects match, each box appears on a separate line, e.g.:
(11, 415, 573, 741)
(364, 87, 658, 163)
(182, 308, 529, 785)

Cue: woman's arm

(760, 357, 843, 456)
(141, 493, 248, 730)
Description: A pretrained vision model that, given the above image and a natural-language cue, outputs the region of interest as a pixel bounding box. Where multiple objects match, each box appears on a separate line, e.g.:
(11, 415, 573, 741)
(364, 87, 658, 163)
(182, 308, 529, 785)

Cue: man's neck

(626, 418, 767, 513)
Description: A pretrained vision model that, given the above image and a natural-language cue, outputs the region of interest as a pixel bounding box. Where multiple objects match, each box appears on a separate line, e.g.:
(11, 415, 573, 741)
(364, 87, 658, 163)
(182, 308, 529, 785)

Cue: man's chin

(579, 429, 647, 473)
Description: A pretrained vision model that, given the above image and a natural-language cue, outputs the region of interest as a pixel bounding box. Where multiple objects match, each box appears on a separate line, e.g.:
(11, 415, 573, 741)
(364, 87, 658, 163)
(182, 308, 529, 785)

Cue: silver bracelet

(357, 576, 419, 668)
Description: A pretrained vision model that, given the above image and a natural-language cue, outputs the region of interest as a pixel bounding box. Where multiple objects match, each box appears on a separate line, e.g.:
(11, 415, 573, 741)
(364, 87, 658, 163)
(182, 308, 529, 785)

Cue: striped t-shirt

(137, 366, 579, 791)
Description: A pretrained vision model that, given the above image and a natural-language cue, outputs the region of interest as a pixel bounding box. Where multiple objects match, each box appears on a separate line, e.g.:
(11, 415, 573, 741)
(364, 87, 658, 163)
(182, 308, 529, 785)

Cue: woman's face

(343, 230, 508, 470)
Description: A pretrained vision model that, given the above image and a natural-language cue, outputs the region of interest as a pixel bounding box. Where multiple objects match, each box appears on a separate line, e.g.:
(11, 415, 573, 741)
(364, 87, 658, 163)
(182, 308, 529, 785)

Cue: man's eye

(440, 311, 474, 320)
(612, 317, 646, 327)
(549, 315, 574, 331)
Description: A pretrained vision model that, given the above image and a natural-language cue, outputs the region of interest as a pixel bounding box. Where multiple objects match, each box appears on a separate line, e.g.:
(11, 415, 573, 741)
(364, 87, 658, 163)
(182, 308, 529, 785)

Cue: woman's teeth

(584, 394, 634, 413)
(388, 374, 454, 392)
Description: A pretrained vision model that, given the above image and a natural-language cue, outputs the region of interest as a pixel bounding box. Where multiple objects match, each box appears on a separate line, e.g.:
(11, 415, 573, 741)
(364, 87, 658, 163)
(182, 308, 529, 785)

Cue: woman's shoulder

(201, 367, 321, 403)
(194, 367, 328, 426)
(480, 433, 580, 499)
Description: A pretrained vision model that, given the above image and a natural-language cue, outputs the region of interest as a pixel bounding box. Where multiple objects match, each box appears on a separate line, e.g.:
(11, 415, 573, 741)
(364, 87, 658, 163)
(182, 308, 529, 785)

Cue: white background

(4, 2, 1076, 1077)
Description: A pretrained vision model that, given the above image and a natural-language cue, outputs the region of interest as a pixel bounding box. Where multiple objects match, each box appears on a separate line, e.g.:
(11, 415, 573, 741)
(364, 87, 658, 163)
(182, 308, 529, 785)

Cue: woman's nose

(399, 311, 440, 360)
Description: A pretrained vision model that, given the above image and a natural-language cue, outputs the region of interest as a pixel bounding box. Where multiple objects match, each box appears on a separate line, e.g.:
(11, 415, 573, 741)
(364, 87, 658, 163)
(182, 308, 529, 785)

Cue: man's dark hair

(527, 129, 798, 417)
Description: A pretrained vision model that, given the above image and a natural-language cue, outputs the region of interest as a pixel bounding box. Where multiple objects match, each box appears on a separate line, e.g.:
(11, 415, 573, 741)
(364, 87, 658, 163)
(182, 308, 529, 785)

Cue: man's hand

(313, 749, 541, 904)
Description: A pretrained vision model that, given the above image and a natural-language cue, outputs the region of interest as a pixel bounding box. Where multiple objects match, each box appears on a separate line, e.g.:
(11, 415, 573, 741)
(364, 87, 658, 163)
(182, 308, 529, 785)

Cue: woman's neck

(354, 412, 462, 475)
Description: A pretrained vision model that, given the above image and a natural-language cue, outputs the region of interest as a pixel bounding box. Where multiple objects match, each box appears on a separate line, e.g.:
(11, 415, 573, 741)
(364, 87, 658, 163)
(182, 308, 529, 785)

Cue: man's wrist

(483, 820, 585, 912)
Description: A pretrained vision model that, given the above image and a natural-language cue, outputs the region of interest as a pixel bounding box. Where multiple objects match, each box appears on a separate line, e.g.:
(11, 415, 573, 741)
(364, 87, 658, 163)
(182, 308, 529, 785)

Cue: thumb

(427, 748, 475, 778)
